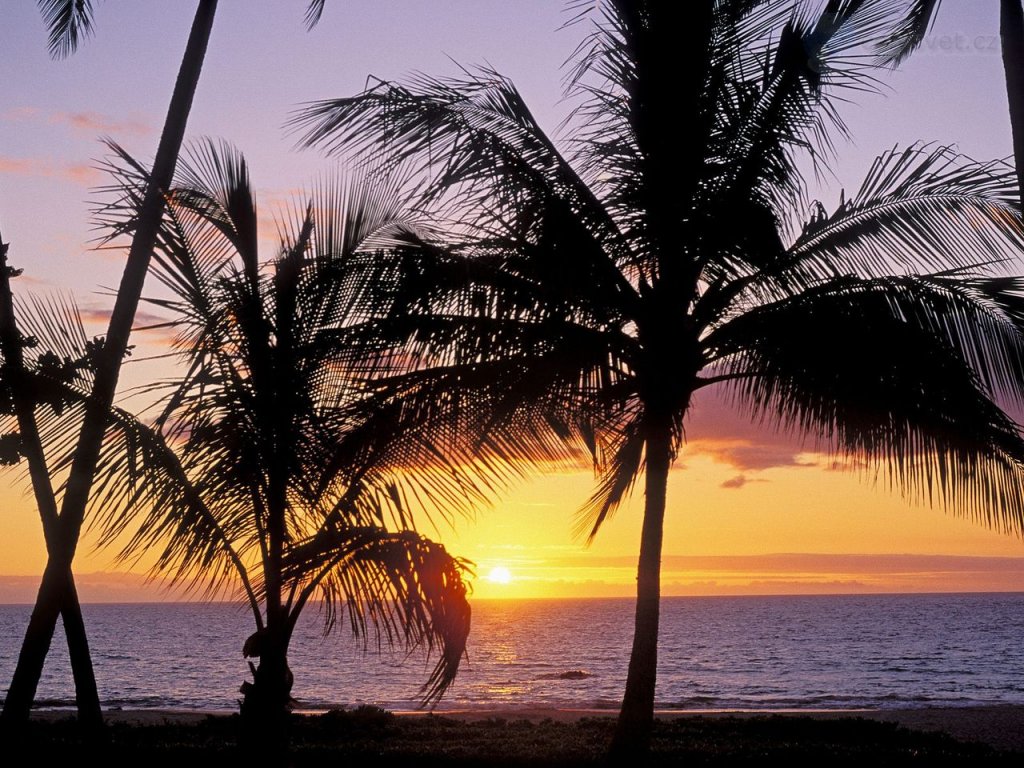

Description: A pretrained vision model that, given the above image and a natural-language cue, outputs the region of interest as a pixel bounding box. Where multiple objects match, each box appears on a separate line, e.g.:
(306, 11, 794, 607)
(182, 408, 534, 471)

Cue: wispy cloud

(514, 553, 1024, 597)
(0, 156, 35, 174)
(50, 111, 152, 138)
(0, 572, 201, 604)
(2, 107, 153, 137)
(78, 307, 173, 328)
(682, 390, 824, 475)
(0, 106, 41, 122)
(545, 553, 1024, 572)
(695, 440, 818, 472)
(0, 154, 102, 185)
(76, 307, 179, 348)
(720, 474, 767, 490)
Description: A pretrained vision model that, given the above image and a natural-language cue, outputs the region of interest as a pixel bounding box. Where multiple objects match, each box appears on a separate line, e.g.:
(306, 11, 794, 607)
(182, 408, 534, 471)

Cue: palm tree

(1, 0, 220, 730)
(5, 0, 336, 729)
(882, 1, 1024, 199)
(87, 140, 474, 750)
(0, 230, 102, 731)
(294, 0, 1024, 755)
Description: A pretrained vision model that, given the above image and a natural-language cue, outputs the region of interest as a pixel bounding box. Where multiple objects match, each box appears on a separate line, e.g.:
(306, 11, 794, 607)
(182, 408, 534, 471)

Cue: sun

(487, 566, 513, 585)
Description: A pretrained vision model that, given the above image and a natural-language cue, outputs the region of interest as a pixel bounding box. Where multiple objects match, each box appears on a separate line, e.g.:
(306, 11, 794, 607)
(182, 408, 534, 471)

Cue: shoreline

(30, 703, 1024, 753)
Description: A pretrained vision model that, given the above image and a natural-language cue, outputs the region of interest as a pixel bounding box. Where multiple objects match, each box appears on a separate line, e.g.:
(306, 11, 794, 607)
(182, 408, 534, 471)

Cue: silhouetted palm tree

(5, 0, 337, 730)
(0, 230, 103, 730)
(295, 0, 1024, 755)
(88, 140, 473, 751)
(1, 0, 219, 732)
(882, 1, 1024, 198)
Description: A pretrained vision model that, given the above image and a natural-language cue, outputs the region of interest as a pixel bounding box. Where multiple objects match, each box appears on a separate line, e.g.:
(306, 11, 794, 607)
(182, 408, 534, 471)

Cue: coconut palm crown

(87, 140, 478, 732)
(292, 0, 1024, 755)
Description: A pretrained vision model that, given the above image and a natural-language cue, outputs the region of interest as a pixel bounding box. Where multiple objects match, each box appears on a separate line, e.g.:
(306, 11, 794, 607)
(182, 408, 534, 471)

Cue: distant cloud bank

(0, 572, 207, 604)
(4, 554, 1024, 603)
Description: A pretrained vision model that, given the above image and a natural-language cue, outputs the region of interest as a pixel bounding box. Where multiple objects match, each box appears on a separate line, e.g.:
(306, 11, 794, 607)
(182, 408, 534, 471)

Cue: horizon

(4, 551, 1024, 603)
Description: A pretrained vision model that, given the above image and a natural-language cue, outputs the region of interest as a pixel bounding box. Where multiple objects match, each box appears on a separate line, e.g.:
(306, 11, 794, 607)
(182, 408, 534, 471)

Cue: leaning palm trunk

(886, 0, 1024, 196)
(0, 237, 101, 731)
(0, 0, 218, 728)
(1003, 0, 1024, 200)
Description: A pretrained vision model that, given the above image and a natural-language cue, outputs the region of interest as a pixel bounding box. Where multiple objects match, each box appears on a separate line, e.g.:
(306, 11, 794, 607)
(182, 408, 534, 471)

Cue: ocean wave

(536, 670, 593, 681)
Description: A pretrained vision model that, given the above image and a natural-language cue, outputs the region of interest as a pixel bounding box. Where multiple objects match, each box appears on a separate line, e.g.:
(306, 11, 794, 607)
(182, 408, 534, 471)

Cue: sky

(2, 0, 1024, 601)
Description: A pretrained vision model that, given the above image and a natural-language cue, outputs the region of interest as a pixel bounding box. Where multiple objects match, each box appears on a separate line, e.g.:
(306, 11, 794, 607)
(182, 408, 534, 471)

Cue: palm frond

(292, 70, 638, 311)
(304, 0, 326, 30)
(875, 0, 942, 66)
(288, 527, 471, 706)
(37, 0, 96, 59)
(790, 144, 1024, 277)
(575, 417, 644, 542)
(706, 275, 1024, 533)
(170, 138, 260, 282)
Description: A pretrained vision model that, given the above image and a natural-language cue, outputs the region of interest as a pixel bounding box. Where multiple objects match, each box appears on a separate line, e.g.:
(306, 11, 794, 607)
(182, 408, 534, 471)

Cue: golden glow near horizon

(4, 440, 1024, 603)
(487, 566, 513, 585)
(432, 444, 1024, 601)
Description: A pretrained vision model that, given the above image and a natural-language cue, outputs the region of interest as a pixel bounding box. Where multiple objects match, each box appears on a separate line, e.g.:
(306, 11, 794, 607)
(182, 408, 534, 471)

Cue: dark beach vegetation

(18, 710, 1023, 767)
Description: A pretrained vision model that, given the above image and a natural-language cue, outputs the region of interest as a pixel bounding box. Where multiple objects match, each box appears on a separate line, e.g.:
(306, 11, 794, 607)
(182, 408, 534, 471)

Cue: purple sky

(0, 1, 1009, 314)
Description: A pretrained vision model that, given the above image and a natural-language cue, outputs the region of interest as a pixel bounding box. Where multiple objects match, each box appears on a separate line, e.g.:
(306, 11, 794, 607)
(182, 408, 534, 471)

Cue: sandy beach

(47, 704, 1024, 754)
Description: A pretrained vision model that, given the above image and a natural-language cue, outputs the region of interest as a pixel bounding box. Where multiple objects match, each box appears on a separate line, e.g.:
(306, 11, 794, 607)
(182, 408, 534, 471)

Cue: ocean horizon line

(3, 587, 1024, 607)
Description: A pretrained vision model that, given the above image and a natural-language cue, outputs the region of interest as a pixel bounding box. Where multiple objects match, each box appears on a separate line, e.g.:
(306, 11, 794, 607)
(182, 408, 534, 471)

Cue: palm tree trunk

(610, 418, 673, 758)
(0, 238, 102, 732)
(240, 623, 294, 763)
(0, 0, 218, 728)
(59, 580, 102, 731)
(1002, 0, 1024, 201)
(240, 485, 293, 757)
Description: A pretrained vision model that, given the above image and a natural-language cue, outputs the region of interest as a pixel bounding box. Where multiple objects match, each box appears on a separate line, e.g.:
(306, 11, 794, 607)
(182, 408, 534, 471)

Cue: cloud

(695, 440, 818, 472)
(76, 307, 178, 348)
(2, 107, 152, 137)
(527, 553, 1024, 596)
(825, 457, 870, 472)
(682, 389, 825, 474)
(65, 163, 101, 184)
(661, 578, 873, 596)
(0, 154, 102, 185)
(49, 111, 152, 138)
(0, 107, 41, 122)
(548, 552, 1024, 575)
(719, 474, 772, 489)
(0, 156, 34, 175)
(5, 555, 1024, 602)
(0, 572, 199, 604)
(78, 307, 173, 328)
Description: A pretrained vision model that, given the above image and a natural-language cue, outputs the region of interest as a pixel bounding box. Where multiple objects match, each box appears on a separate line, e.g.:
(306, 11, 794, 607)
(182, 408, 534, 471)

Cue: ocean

(2, 593, 1024, 713)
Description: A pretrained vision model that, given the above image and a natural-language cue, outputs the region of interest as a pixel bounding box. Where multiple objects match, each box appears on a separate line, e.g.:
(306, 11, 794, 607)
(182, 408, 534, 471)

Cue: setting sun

(487, 566, 513, 585)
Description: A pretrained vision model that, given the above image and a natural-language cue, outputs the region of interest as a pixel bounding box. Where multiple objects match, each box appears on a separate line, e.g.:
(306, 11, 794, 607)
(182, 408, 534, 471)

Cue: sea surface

(3, 593, 1024, 713)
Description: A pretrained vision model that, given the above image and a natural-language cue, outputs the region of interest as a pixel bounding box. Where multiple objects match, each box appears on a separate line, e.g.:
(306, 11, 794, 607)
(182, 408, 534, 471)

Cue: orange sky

(449, 453, 1024, 600)
(4, 437, 1024, 602)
